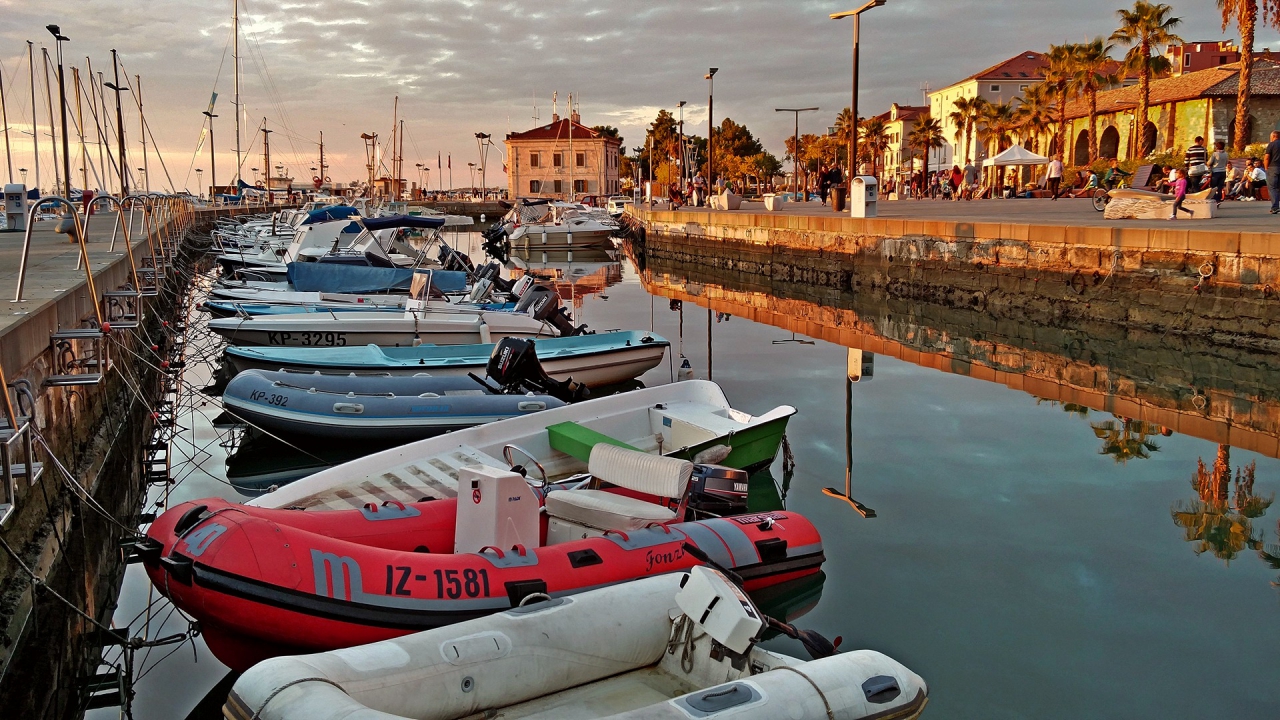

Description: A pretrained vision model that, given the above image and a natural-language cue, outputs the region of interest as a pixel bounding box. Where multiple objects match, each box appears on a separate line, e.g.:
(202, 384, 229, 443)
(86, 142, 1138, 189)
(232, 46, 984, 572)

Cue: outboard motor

(481, 222, 510, 262)
(437, 244, 475, 273)
(485, 337, 588, 402)
(514, 285, 591, 337)
(687, 464, 750, 516)
(473, 261, 515, 293)
(509, 275, 535, 299)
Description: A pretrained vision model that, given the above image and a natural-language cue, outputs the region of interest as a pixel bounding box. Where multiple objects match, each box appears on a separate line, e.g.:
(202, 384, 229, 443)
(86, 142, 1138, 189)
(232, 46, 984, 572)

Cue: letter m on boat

(311, 549, 364, 601)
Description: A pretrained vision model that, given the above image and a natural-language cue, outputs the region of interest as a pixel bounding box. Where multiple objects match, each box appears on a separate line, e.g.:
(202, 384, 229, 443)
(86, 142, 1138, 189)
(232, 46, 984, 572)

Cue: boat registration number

(386, 565, 491, 599)
(265, 331, 348, 346)
(249, 390, 288, 407)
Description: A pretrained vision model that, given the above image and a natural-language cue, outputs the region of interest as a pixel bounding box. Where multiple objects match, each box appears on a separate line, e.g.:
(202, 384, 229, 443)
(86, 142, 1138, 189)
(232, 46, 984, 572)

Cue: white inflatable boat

(225, 567, 927, 720)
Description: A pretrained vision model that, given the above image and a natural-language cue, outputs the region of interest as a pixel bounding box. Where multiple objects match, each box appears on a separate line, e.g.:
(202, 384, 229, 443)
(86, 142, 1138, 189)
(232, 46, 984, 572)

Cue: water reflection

(1172, 446, 1274, 563)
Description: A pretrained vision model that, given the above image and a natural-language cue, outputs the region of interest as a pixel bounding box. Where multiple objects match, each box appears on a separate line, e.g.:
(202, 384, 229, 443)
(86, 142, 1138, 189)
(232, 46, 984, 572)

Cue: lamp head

(706, 67, 718, 79)
(677, 100, 687, 108)
(46, 25, 68, 41)
(830, 0, 885, 18)
(104, 82, 127, 92)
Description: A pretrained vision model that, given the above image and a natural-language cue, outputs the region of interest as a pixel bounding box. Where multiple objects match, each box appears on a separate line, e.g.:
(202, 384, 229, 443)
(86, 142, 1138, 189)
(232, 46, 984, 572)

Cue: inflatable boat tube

(142, 497, 824, 671)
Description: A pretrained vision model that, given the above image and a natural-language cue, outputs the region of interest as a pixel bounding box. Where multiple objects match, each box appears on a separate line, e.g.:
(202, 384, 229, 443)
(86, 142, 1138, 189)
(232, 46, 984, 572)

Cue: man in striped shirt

(1184, 136, 1208, 192)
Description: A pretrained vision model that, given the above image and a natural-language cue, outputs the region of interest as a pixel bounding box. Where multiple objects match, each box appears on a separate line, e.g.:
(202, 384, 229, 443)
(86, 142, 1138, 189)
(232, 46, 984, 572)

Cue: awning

(360, 214, 446, 231)
(983, 145, 1049, 166)
(302, 205, 360, 224)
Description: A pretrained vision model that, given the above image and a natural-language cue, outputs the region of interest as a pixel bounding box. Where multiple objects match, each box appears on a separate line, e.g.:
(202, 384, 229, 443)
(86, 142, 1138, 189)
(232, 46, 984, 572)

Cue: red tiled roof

(961, 51, 1048, 83)
(506, 119, 620, 143)
(1062, 58, 1280, 119)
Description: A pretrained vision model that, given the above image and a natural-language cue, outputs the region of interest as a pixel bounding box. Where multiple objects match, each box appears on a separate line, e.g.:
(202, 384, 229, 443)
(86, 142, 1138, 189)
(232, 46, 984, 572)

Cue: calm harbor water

(94, 240, 1280, 719)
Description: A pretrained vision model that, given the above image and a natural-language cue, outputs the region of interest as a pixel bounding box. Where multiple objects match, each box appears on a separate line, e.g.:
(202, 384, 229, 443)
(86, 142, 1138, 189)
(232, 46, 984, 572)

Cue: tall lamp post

(104, 52, 128, 196)
(195, 168, 203, 199)
(47, 25, 71, 198)
(676, 100, 687, 190)
(704, 68, 718, 188)
(474, 132, 491, 201)
(831, 0, 885, 209)
(775, 107, 819, 197)
(203, 110, 218, 195)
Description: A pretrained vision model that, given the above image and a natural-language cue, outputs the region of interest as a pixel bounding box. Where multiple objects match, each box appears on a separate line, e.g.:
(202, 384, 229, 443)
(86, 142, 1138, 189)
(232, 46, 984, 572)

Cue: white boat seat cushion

(587, 444, 693, 500)
(544, 489, 677, 531)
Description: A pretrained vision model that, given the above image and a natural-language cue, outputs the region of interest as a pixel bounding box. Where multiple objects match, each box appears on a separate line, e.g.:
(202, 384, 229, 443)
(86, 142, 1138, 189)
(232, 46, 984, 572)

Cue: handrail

(13, 197, 104, 327)
(80, 195, 143, 293)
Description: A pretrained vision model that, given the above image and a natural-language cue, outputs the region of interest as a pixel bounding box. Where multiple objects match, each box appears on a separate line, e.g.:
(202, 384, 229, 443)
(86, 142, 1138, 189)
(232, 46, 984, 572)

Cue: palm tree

(1069, 38, 1120, 163)
(1043, 43, 1080, 161)
(1172, 446, 1273, 563)
(1089, 418, 1161, 463)
(1217, 0, 1280, 150)
(1111, 2, 1182, 157)
(1014, 83, 1055, 154)
(859, 116, 890, 180)
(834, 107, 856, 172)
(907, 115, 945, 185)
(948, 96, 987, 164)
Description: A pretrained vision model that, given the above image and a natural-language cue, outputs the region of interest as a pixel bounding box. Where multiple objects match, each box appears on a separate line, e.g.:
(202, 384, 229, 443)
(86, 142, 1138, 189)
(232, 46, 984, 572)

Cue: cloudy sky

(1, 0, 1275, 192)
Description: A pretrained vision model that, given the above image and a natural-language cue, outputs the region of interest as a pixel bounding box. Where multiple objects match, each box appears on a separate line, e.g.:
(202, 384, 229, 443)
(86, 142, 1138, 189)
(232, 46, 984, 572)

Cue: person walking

(818, 164, 832, 206)
(949, 165, 963, 201)
(962, 160, 978, 200)
(692, 172, 706, 206)
(1169, 168, 1192, 220)
(1208, 140, 1229, 202)
(1266, 130, 1280, 214)
(1047, 156, 1064, 199)
(1184, 136, 1208, 192)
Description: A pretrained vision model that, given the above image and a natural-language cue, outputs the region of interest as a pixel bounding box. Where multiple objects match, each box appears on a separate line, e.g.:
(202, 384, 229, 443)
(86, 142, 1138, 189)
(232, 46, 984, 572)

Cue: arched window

(1073, 129, 1090, 166)
(1099, 126, 1121, 159)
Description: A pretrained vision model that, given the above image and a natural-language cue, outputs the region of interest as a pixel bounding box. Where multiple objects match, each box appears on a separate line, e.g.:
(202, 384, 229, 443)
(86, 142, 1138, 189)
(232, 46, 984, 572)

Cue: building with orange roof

(1060, 58, 1280, 163)
(505, 109, 623, 201)
(926, 51, 1050, 169)
(877, 103, 928, 185)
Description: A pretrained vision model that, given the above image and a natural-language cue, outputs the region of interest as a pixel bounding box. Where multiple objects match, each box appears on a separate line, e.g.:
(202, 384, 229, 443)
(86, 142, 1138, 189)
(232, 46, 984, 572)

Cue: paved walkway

(662, 196, 1280, 232)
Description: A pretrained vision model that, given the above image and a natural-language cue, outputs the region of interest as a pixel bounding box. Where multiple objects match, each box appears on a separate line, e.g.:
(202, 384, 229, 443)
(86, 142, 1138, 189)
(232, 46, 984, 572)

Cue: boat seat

(543, 444, 692, 532)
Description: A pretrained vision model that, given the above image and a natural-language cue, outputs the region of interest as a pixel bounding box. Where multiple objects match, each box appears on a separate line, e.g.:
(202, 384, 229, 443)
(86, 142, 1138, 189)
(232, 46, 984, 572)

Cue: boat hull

(208, 311, 555, 347)
(222, 332, 670, 388)
(143, 498, 825, 672)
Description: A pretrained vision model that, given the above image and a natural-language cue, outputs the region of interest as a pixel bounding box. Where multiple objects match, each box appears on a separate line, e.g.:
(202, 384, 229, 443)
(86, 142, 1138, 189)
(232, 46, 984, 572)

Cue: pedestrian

(1266, 130, 1280, 214)
(1169, 168, 1192, 220)
(1184, 135, 1208, 192)
(962, 160, 978, 200)
(1207, 140, 1229, 202)
(818, 164, 832, 206)
(1047, 156, 1064, 199)
(949, 165, 963, 201)
(1247, 159, 1267, 199)
(692, 171, 706, 206)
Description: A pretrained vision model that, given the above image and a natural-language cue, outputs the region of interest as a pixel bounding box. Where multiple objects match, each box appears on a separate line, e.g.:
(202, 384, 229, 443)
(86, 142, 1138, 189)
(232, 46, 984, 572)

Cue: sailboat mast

(398, 119, 404, 200)
(73, 67, 87, 193)
(318, 130, 326, 188)
(41, 48, 60, 196)
(390, 95, 398, 200)
(0, 58, 12, 182)
(568, 92, 573, 202)
(29, 42, 40, 191)
(136, 75, 148, 193)
(233, 0, 242, 185)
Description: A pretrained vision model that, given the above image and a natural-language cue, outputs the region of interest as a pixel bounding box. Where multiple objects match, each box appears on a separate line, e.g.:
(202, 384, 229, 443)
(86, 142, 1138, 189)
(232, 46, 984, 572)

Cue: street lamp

(704, 68, 718, 190)
(831, 0, 886, 202)
(203, 110, 218, 194)
(105, 50, 128, 195)
(47, 25, 72, 198)
(676, 100, 687, 190)
(467, 162, 476, 194)
(20, 167, 28, 185)
(474, 132, 492, 201)
(776, 107, 819, 197)
(196, 168, 203, 199)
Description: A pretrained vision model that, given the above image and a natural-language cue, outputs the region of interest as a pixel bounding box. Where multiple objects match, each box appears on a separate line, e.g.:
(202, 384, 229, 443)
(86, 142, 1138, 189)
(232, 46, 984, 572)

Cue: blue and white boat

(222, 331, 669, 387)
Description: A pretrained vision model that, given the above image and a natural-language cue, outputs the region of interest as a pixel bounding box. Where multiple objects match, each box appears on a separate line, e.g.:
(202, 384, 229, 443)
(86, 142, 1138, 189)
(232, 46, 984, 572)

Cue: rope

(250, 677, 348, 719)
(773, 665, 835, 720)
(666, 614, 698, 673)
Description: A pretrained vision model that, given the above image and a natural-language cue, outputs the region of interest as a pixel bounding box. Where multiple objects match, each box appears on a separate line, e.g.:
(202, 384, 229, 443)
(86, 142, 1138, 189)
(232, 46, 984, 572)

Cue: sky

(1, 0, 1277, 193)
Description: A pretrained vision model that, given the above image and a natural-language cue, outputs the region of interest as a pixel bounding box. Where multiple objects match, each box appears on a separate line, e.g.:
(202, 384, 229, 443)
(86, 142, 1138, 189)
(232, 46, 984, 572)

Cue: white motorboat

(249, 379, 796, 512)
(224, 568, 927, 720)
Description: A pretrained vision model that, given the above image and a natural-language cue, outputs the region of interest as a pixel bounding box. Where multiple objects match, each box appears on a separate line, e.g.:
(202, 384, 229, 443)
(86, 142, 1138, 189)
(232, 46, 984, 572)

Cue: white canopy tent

(983, 146, 1049, 166)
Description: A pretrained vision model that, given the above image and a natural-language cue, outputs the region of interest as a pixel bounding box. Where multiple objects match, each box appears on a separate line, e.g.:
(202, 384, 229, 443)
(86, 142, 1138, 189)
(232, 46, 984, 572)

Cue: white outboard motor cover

(510, 275, 535, 298)
(676, 566, 764, 654)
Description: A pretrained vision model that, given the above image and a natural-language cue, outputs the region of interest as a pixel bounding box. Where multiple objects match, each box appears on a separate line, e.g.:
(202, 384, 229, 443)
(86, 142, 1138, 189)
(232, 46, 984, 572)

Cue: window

(1019, 84, 1029, 91)
(553, 153, 563, 167)
(553, 179, 563, 194)
(574, 179, 586, 193)
(576, 152, 585, 167)
(529, 152, 540, 168)
(529, 180, 541, 193)
(990, 84, 1000, 92)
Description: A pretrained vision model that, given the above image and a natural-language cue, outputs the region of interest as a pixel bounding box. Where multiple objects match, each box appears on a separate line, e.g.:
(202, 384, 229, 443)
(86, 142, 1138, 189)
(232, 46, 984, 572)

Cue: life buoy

(313, 176, 323, 189)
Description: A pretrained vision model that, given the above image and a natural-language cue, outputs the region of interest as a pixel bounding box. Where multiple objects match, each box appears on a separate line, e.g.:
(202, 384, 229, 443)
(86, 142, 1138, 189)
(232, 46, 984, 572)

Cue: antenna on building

(919, 82, 930, 106)
(532, 90, 539, 127)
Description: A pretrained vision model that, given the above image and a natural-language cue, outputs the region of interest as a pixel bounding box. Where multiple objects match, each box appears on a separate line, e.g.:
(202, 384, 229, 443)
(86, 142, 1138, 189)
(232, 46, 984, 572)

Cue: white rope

(773, 665, 835, 720)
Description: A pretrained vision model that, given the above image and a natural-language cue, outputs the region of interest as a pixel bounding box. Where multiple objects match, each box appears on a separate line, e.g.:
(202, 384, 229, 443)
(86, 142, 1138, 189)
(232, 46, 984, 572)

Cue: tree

(907, 114, 944, 184)
(751, 152, 783, 191)
(639, 110, 678, 182)
(1217, 0, 1280, 151)
(1111, 2, 1182, 157)
(1069, 38, 1120, 163)
(1014, 83, 1055, 154)
(591, 125, 624, 146)
(1043, 42, 1080, 161)
(1172, 446, 1273, 563)
(859, 117, 889, 179)
(1090, 417, 1160, 463)
(949, 96, 988, 164)
(834, 107, 856, 170)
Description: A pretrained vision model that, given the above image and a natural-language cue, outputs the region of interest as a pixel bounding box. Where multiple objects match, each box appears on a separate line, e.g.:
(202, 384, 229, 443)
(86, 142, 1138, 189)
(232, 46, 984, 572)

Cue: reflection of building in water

(635, 257, 1280, 461)
(509, 249, 622, 309)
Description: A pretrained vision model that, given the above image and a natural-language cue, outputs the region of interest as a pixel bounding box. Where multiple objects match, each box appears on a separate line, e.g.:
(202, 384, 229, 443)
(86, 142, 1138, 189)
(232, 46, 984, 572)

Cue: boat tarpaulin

(361, 214, 446, 231)
(302, 205, 360, 225)
(286, 263, 466, 294)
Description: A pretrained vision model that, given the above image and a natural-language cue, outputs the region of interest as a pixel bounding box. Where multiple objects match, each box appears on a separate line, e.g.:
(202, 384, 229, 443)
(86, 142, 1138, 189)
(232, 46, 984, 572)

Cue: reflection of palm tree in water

(1171, 445, 1273, 563)
(1090, 417, 1161, 463)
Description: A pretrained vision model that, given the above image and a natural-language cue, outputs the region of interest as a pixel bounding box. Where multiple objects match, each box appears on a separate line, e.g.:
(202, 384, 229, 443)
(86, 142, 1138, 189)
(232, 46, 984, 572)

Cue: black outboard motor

(514, 285, 591, 337)
(481, 223, 510, 262)
(437, 244, 475, 273)
(474, 261, 515, 294)
(687, 464, 750, 516)
(485, 337, 588, 402)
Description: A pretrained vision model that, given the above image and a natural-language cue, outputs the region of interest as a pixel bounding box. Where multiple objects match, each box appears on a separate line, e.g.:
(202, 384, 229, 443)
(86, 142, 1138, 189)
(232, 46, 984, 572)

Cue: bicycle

(1092, 179, 1130, 212)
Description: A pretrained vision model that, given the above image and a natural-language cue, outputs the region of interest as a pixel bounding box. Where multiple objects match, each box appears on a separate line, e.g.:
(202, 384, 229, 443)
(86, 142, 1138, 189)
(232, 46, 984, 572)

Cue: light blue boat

(202, 300, 518, 319)
(223, 331, 669, 388)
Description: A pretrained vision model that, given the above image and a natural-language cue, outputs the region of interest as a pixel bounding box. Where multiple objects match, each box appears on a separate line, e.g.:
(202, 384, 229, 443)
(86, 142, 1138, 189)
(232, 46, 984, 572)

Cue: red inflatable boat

(142, 495, 824, 671)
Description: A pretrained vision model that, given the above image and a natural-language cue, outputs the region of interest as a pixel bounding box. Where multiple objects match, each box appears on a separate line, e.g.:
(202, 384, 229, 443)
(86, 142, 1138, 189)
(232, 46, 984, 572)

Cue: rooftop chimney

(551, 112, 560, 123)
(570, 110, 580, 124)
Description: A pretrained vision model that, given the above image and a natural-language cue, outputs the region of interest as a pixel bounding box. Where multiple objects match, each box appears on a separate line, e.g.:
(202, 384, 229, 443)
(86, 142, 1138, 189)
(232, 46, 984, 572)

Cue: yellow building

(928, 51, 1048, 168)
(878, 103, 928, 183)
(505, 111, 623, 201)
